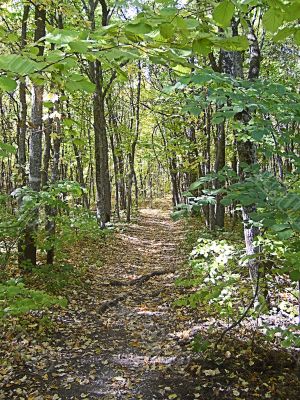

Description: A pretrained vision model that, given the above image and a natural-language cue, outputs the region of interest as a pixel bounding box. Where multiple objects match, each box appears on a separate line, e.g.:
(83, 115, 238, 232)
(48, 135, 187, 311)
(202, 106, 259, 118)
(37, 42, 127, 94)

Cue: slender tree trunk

(133, 170, 138, 208)
(17, 5, 29, 186)
(116, 131, 127, 210)
(107, 102, 120, 219)
(41, 115, 52, 188)
(87, 0, 111, 227)
(214, 121, 226, 228)
(170, 158, 180, 206)
(20, 5, 46, 266)
(66, 99, 89, 209)
(127, 62, 142, 222)
(236, 135, 260, 280)
(235, 21, 261, 281)
(202, 107, 211, 227)
(46, 109, 61, 265)
(72, 140, 89, 208)
(93, 70, 111, 226)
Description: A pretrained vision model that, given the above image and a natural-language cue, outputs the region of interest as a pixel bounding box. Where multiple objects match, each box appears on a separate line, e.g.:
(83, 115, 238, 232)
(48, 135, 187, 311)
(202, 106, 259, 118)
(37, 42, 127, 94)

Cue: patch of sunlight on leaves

(175, 233, 245, 319)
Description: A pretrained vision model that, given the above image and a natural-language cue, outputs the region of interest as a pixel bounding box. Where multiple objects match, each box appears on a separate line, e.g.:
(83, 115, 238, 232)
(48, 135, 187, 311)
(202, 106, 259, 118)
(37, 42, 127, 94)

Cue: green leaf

(294, 29, 300, 45)
(0, 55, 39, 75)
(272, 223, 291, 233)
(191, 71, 213, 84)
(215, 36, 249, 51)
(171, 209, 189, 221)
(273, 27, 294, 42)
(262, 8, 284, 33)
(0, 76, 17, 92)
(45, 29, 79, 45)
(63, 118, 75, 127)
(73, 138, 85, 148)
(159, 23, 175, 39)
(212, 0, 235, 28)
(192, 38, 212, 56)
(104, 48, 140, 61)
(221, 196, 234, 206)
(160, 7, 178, 17)
(172, 65, 191, 75)
(68, 73, 85, 82)
(189, 181, 203, 191)
(290, 269, 300, 282)
(277, 229, 294, 240)
(125, 21, 153, 35)
(69, 41, 89, 53)
(184, 18, 199, 30)
(65, 78, 95, 93)
(0, 142, 16, 158)
(284, 2, 300, 22)
(182, 104, 202, 115)
(212, 115, 226, 124)
(189, 175, 216, 191)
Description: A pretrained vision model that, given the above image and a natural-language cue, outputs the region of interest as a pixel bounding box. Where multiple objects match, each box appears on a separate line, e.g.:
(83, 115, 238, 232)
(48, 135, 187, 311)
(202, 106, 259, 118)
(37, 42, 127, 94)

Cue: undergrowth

(0, 204, 111, 323)
(177, 219, 300, 351)
(0, 280, 67, 318)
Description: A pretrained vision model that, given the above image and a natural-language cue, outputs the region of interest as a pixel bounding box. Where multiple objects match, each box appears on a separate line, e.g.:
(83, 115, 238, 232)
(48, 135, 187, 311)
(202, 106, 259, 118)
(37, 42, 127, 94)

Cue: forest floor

(1, 207, 300, 399)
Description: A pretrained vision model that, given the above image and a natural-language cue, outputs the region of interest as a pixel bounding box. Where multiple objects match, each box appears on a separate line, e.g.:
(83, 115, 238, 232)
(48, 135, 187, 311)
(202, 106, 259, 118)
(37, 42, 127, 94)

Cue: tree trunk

(16, 5, 30, 265)
(127, 61, 141, 222)
(235, 21, 261, 281)
(46, 109, 61, 265)
(116, 131, 127, 210)
(214, 121, 226, 228)
(170, 158, 180, 206)
(17, 5, 29, 186)
(87, 0, 111, 227)
(41, 115, 52, 188)
(93, 66, 111, 226)
(107, 103, 120, 219)
(20, 5, 46, 267)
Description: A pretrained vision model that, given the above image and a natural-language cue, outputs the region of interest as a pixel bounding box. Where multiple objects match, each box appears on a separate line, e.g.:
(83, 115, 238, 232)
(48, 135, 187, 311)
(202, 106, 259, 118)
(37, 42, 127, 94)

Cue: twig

(215, 273, 260, 348)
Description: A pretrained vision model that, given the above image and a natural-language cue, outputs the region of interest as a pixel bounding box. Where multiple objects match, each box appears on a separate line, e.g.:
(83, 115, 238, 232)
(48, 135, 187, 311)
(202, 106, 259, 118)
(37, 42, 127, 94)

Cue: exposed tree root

(99, 269, 175, 313)
(108, 269, 176, 287)
(99, 294, 127, 313)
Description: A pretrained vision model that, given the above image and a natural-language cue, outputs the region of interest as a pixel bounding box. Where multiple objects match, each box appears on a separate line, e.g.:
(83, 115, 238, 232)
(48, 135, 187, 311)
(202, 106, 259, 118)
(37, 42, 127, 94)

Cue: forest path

(52, 207, 198, 400)
(5, 207, 204, 400)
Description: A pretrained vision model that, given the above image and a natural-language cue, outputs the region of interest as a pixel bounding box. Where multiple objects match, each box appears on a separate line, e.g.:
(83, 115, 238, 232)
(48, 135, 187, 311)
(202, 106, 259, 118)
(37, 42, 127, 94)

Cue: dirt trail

(2, 208, 203, 400)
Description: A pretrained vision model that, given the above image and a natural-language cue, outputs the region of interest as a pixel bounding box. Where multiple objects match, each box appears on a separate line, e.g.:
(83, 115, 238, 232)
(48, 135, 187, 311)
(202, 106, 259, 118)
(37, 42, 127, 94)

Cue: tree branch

(215, 272, 260, 348)
(208, 52, 221, 72)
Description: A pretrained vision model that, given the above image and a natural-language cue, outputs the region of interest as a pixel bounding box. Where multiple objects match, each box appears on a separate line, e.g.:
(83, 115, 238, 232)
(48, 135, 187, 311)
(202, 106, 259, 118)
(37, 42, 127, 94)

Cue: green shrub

(0, 279, 67, 317)
(175, 233, 246, 318)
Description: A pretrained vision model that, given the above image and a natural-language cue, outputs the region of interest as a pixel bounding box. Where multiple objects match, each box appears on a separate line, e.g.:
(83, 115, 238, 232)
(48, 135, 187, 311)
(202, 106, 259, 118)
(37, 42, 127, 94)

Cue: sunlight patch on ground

(134, 306, 166, 316)
(112, 353, 179, 368)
